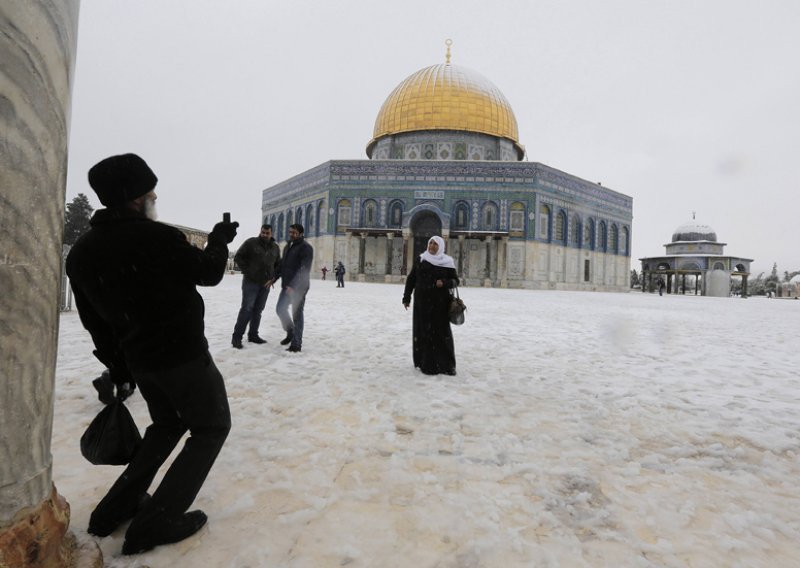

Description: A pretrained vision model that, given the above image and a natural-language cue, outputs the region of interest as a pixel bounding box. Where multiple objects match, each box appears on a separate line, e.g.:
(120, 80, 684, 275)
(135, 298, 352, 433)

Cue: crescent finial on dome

(445, 39, 452, 64)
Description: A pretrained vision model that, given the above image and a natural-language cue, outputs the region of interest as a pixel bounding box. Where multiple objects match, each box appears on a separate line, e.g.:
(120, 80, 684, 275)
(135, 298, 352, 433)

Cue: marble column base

(0, 484, 102, 568)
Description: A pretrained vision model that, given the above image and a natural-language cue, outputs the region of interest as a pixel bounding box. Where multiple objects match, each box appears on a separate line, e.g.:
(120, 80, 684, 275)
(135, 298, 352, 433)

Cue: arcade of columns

(347, 230, 508, 285)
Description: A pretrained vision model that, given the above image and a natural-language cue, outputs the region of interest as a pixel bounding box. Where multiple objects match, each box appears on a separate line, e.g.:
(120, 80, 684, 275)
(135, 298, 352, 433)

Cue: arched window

(621, 227, 629, 255)
(337, 199, 352, 227)
(584, 218, 594, 249)
(509, 202, 525, 232)
(286, 209, 293, 228)
(453, 201, 470, 230)
(277, 213, 284, 241)
(570, 214, 581, 245)
(598, 221, 607, 252)
(539, 204, 550, 240)
(554, 211, 566, 242)
(388, 200, 403, 228)
(609, 224, 619, 253)
(363, 199, 377, 227)
(317, 201, 326, 235)
(306, 204, 315, 236)
(295, 207, 303, 228)
(482, 202, 498, 230)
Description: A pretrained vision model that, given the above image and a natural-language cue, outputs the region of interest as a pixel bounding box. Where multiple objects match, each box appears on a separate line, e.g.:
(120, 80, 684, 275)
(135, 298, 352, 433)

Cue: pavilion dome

(367, 62, 524, 158)
(671, 220, 717, 243)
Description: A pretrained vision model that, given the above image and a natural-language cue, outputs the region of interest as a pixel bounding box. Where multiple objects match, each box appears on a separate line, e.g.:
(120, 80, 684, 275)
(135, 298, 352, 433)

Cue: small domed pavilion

(639, 216, 753, 297)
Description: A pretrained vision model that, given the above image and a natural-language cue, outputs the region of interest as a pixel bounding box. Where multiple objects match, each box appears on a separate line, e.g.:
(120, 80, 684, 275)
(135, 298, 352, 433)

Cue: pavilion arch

(679, 261, 701, 271)
(657, 262, 671, 270)
(735, 263, 746, 272)
(712, 261, 726, 270)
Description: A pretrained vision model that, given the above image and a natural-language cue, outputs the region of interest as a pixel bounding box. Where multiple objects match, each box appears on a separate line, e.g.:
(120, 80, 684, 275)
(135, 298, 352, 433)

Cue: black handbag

(80, 397, 142, 465)
(449, 286, 466, 325)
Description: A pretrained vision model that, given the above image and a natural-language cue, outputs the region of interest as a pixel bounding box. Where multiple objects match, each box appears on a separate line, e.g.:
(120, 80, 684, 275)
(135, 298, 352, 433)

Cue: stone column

(484, 236, 493, 287)
(357, 233, 367, 281)
(384, 232, 394, 282)
(402, 230, 411, 276)
(457, 236, 466, 278)
(1, 2, 101, 566)
(499, 236, 509, 288)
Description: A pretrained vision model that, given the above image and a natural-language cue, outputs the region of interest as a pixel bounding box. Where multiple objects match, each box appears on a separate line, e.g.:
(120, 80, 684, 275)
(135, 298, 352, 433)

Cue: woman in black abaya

(402, 236, 459, 375)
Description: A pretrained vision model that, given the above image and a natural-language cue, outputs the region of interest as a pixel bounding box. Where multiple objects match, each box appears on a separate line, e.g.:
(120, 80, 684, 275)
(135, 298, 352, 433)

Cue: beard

(143, 198, 158, 220)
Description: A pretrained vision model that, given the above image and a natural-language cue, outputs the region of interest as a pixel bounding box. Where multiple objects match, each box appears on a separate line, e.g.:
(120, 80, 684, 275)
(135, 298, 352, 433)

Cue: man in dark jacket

(66, 153, 238, 555)
(276, 223, 314, 352)
(231, 224, 281, 348)
(334, 261, 346, 288)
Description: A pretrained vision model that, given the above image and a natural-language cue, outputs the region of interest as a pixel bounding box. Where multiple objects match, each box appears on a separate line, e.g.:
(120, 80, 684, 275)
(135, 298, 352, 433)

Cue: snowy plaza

(53, 277, 800, 567)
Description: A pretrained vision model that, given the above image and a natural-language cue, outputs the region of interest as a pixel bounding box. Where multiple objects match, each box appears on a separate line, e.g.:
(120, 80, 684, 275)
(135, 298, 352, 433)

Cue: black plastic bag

(80, 399, 142, 465)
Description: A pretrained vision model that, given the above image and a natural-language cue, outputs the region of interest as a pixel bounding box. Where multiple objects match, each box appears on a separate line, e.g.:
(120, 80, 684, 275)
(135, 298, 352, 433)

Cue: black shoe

(88, 493, 151, 537)
(232, 338, 243, 349)
(286, 345, 301, 353)
(279, 332, 294, 346)
(247, 336, 267, 344)
(122, 510, 207, 555)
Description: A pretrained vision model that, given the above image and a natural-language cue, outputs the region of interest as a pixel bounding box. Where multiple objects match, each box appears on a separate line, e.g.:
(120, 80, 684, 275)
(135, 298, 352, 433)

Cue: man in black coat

(230, 224, 281, 348)
(66, 153, 238, 555)
(275, 223, 314, 352)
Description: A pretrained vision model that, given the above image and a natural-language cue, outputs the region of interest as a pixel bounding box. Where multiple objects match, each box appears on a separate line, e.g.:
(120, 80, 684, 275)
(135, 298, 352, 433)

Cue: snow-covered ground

(53, 275, 800, 567)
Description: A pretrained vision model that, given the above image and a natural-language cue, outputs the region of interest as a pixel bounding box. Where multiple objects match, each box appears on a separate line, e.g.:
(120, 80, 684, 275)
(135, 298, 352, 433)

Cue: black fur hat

(88, 153, 158, 207)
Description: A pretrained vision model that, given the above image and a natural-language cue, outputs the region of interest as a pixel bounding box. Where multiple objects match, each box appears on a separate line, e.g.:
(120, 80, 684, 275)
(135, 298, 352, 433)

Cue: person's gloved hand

(209, 220, 239, 245)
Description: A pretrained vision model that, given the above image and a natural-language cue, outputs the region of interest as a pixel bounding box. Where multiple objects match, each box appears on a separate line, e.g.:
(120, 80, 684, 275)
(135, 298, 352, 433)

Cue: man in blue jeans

(276, 223, 314, 352)
(231, 224, 281, 349)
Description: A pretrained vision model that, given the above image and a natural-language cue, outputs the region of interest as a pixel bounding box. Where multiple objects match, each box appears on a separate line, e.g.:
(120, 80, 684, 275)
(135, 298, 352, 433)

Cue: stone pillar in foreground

(0, 2, 100, 566)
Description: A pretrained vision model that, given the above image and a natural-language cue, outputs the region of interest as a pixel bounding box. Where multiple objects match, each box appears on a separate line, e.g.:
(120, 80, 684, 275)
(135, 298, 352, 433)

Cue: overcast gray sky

(66, 0, 800, 276)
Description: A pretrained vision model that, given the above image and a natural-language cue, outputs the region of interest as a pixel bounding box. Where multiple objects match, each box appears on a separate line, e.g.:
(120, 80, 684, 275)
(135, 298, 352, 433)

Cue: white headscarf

(419, 236, 455, 268)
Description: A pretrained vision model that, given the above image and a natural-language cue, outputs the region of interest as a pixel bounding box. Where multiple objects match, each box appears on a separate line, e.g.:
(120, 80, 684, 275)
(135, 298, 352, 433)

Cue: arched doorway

(409, 210, 443, 258)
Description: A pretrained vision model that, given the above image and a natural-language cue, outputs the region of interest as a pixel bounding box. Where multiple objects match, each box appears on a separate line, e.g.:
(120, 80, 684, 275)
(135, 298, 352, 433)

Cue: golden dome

(367, 63, 523, 157)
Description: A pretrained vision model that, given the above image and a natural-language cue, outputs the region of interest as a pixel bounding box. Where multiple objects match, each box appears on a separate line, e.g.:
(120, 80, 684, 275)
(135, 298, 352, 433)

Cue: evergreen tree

(764, 262, 779, 296)
(63, 193, 94, 245)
